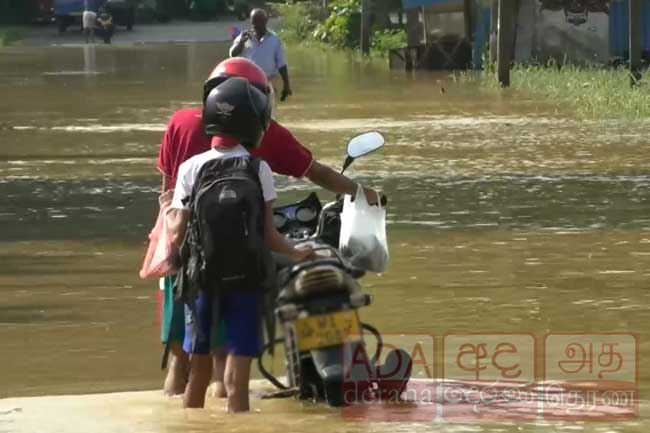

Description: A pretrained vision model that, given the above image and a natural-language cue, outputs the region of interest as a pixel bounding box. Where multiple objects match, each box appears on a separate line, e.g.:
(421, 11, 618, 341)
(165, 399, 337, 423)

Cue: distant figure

(82, 0, 97, 44)
(229, 9, 292, 102)
(96, 7, 114, 44)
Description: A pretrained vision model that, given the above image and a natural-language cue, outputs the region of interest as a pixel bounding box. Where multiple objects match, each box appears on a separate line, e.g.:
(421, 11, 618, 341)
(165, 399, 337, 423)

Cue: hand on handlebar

(290, 246, 317, 262)
(362, 186, 387, 206)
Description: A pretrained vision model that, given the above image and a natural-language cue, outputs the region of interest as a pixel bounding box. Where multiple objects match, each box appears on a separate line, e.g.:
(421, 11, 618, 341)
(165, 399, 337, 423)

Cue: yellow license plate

(294, 310, 361, 352)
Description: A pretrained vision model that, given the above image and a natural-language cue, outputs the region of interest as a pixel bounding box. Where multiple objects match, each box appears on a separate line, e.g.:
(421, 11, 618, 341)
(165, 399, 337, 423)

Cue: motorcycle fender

(310, 341, 373, 384)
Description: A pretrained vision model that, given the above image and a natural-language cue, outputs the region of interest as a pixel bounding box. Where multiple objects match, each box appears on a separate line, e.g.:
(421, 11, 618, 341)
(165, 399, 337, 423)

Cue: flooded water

(1, 43, 649, 432)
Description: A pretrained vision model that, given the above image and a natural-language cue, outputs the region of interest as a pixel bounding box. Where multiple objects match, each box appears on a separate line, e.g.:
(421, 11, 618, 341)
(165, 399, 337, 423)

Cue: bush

(274, 0, 403, 55)
(0, 28, 22, 47)
(313, 0, 361, 49)
(371, 28, 406, 55)
(274, 2, 322, 42)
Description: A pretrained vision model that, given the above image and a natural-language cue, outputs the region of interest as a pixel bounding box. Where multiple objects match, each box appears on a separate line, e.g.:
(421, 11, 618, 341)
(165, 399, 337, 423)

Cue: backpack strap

(249, 155, 261, 177)
(246, 155, 278, 351)
(246, 156, 264, 201)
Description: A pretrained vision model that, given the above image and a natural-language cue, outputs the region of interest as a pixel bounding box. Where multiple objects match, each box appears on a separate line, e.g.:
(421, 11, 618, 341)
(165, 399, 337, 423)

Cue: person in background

(82, 0, 97, 44)
(229, 8, 292, 102)
(156, 58, 382, 398)
(96, 7, 114, 44)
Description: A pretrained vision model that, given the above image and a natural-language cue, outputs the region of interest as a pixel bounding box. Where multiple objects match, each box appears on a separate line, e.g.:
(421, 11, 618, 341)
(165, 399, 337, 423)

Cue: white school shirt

(230, 31, 287, 78)
(171, 145, 277, 210)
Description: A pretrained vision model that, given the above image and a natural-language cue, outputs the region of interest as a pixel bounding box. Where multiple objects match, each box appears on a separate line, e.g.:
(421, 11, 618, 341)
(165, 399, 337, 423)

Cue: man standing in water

(230, 9, 292, 102)
(157, 58, 381, 397)
(82, 0, 97, 44)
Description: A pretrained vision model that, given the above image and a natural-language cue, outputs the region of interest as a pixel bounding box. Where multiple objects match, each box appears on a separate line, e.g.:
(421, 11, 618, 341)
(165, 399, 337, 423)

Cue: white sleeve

(171, 163, 192, 210)
(258, 161, 277, 203)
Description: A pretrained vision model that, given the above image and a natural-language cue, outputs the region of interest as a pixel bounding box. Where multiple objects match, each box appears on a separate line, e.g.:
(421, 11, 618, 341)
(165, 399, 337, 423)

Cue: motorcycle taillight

(295, 265, 347, 297)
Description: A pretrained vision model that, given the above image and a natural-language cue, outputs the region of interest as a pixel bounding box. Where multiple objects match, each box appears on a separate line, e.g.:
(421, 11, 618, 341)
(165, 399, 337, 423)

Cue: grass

(459, 64, 650, 119)
(0, 27, 22, 47)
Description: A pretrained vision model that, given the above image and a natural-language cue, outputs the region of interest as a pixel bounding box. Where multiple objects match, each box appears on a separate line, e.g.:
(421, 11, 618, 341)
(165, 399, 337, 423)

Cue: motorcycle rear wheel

(324, 381, 344, 407)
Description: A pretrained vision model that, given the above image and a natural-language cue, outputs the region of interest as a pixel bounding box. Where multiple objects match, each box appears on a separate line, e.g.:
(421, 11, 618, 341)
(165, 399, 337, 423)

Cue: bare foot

(208, 348, 227, 398)
(163, 351, 188, 396)
(207, 381, 227, 398)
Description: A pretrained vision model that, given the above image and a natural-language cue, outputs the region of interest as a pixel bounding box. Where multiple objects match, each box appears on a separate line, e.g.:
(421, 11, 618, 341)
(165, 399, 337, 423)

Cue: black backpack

(177, 155, 272, 305)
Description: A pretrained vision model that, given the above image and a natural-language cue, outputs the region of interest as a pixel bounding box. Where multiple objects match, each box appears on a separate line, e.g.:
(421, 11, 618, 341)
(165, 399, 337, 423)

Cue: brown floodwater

(1, 43, 649, 432)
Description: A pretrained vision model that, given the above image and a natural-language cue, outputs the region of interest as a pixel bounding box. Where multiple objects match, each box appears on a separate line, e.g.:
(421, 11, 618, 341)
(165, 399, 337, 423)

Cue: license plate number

(294, 310, 361, 351)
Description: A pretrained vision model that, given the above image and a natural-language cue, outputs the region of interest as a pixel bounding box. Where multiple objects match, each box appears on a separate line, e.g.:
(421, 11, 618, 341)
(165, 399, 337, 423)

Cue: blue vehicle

(54, 0, 135, 33)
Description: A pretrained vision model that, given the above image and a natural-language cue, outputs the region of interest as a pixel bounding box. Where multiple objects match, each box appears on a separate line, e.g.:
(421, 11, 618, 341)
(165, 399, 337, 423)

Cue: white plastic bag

(339, 184, 389, 272)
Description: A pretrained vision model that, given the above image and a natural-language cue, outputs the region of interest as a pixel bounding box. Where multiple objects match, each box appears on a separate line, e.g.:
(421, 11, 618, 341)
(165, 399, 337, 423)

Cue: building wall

(404, 0, 649, 66)
(535, 0, 610, 64)
(513, 0, 649, 64)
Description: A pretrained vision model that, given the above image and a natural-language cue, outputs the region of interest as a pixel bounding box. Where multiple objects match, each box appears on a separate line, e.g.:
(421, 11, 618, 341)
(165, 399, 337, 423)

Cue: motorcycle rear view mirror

(341, 131, 385, 173)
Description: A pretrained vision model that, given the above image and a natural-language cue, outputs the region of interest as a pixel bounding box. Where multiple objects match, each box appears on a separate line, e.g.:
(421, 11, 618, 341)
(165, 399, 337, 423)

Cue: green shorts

(160, 276, 185, 344)
(160, 275, 225, 349)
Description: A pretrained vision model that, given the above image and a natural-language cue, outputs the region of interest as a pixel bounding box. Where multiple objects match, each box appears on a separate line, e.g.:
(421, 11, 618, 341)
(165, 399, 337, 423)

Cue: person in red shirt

(158, 110, 313, 189)
(157, 58, 381, 397)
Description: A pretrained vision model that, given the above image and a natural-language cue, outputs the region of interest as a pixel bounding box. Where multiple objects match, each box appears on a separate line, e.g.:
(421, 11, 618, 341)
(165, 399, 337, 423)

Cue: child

(167, 70, 312, 412)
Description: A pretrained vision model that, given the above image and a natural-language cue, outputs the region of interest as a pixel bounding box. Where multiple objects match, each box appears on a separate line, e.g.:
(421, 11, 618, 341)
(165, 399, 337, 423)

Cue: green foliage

(276, 0, 402, 55)
(371, 28, 406, 55)
(313, 0, 361, 49)
(0, 28, 21, 47)
(274, 2, 322, 42)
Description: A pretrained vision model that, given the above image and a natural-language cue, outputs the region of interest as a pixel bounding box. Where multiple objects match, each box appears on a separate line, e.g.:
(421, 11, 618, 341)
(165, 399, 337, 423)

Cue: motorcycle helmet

(203, 57, 270, 103)
(202, 76, 271, 148)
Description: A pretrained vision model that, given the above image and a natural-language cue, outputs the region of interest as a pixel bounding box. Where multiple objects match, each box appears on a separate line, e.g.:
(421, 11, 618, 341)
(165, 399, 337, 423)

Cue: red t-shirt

(157, 107, 313, 187)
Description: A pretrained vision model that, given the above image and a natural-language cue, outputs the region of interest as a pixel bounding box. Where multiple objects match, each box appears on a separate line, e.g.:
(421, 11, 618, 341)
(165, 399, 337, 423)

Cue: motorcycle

(258, 132, 412, 407)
